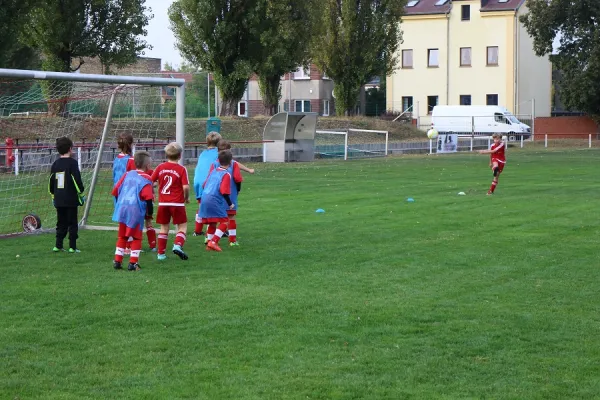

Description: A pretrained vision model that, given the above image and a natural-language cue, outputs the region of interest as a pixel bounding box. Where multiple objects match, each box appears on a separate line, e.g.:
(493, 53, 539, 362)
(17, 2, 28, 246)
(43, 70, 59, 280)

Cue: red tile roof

(403, 0, 525, 16)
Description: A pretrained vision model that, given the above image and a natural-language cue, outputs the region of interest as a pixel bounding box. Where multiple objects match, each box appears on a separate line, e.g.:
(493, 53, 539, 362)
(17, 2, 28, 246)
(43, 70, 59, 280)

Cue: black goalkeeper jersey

(49, 157, 85, 208)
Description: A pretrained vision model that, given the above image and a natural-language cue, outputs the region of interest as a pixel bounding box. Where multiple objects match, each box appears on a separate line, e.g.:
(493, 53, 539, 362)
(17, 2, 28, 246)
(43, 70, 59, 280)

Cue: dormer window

(407, 0, 419, 6)
(435, 0, 448, 5)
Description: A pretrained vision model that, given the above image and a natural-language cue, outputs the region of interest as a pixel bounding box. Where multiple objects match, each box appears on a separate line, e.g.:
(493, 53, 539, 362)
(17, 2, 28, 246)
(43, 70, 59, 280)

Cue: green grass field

(2, 149, 600, 399)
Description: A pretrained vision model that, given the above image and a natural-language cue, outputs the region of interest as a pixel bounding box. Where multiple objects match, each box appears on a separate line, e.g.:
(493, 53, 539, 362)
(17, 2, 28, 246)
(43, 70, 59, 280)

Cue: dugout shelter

(263, 112, 318, 162)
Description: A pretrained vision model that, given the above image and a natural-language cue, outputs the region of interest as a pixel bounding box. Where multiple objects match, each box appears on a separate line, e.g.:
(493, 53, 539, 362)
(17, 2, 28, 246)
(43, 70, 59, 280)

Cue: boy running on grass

(478, 133, 506, 195)
(193, 132, 221, 236)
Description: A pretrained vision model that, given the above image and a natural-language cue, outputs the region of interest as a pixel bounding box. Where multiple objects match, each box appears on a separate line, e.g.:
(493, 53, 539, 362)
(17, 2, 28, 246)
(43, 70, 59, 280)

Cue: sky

(144, 0, 183, 69)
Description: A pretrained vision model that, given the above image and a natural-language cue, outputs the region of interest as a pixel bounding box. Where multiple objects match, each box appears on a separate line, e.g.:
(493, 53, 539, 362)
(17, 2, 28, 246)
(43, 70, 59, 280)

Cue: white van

(431, 106, 531, 140)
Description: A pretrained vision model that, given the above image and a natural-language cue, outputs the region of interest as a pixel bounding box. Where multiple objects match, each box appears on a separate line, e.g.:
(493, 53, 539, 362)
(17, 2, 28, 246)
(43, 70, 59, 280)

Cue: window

(494, 112, 508, 124)
(461, 4, 470, 20)
(487, 94, 498, 105)
(294, 66, 310, 79)
(402, 49, 413, 68)
(487, 46, 499, 65)
(323, 100, 330, 116)
(460, 95, 471, 105)
(237, 101, 247, 117)
(283, 101, 289, 112)
(435, 0, 448, 4)
(427, 96, 438, 114)
(402, 96, 413, 112)
(295, 100, 311, 112)
(460, 47, 471, 66)
(407, 0, 419, 6)
(427, 49, 439, 67)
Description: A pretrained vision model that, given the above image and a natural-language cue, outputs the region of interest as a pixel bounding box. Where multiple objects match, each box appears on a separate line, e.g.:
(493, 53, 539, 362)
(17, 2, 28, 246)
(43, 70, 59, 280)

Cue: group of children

(48, 132, 506, 264)
(110, 132, 253, 270)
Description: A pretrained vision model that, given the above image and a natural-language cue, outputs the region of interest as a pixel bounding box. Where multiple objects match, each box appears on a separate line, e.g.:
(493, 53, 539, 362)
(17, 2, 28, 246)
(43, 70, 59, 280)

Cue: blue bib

(193, 148, 218, 199)
(212, 160, 239, 211)
(112, 171, 151, 230)
(113, 155, 130, 185)
(199, 168, 230, 219)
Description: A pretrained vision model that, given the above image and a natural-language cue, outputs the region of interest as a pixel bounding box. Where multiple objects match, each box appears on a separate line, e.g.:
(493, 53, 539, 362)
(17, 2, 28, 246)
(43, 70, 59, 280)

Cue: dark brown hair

(217, 139, 231, 151)
(134, 151, 151, 169)
(56, 137, 73, 155)
(117, 133, 134, 155)
(218, 150, 232, 166)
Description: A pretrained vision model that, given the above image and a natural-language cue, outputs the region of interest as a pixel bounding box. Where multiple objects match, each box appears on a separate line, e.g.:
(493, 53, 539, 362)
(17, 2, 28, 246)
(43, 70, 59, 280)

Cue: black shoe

(223, 232, 229, 238)
(193, 231, 204, 237)
(128, 262, 141, 271)
(113, 261, 123, 270)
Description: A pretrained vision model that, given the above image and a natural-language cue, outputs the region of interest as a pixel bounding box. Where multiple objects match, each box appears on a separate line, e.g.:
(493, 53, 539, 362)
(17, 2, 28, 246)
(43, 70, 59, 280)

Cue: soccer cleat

(52, 247, 64, 253)
(157, 254, 167, 261)
(206, 241, 222, 252)
(487, 191, 493, 196)
(204, 237, 210, 244)
(68, 248, 81, 254)
(229, 242, 239, 247)
(193, 231, 204, 237)
(222, 232, 229, 238)
(128, 262, 141, 271)
(150, 248, 157, 253)
(113, 261, 123, 270)
(172, 245, 189, 260)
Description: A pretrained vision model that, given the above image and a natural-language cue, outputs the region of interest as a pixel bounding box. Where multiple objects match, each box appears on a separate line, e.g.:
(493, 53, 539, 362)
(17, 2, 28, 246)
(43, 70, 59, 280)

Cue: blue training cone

(407, 198, 415, 202)
(316, 209, 325, 213)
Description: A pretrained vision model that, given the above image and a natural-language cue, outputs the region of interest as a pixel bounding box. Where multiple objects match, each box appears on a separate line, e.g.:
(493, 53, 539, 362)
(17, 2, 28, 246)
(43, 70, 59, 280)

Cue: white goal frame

(0, 68, 186, 232)
(315, 130, 349, 160)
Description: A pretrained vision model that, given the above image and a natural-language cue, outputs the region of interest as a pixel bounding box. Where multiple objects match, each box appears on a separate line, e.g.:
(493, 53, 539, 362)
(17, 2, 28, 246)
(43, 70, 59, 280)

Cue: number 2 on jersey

(161, 175, 173, 195)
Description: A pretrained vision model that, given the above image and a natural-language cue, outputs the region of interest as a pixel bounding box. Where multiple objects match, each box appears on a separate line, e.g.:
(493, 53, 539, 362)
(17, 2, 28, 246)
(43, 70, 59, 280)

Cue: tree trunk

(213, 75, 247, 116)
(334, 82, 361, 118)
(258, 75, 282, 116)
(220, 98, 239, 116)
(41, 53, 72, 116)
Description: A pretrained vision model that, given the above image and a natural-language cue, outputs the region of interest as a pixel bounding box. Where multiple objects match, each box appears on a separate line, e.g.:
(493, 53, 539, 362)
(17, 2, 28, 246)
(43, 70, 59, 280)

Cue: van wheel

(508, 132, 516, 142)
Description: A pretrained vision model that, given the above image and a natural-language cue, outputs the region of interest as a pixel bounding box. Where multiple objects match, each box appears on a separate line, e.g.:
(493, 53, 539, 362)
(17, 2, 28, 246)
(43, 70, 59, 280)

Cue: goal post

(0, 68, 186, 236)
(315, 130, 348, 160)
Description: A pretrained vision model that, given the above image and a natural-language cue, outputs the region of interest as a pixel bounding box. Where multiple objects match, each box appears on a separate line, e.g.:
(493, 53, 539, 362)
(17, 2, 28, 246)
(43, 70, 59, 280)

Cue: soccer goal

(314, 129, 388, 160)
(315, 130, 348, 160)
(0, 68, 186, 237)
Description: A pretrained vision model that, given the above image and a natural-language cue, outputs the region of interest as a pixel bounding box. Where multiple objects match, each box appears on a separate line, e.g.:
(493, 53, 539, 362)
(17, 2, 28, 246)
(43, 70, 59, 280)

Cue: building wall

(387, 15, 449, 115)
(75, 57, 162, 75)
(534, 116, 598, 139)
(516, 5, 552, 117)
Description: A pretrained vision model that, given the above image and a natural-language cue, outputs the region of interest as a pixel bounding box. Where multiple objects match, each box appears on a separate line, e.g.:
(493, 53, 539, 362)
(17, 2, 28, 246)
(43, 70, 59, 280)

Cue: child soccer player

(478, 133, 506, 195)
(208, 140, 244, 246)
(112, 133, 157, 251)
(49, 137, 85, 253)
(201, 150, 235, 252)
(112, 151, 154, 271)
(193, 132, 221, 236)
(151, 142, 190, 260)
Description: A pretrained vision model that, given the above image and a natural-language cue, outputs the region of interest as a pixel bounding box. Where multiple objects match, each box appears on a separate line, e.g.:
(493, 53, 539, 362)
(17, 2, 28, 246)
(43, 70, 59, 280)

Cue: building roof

(404, 0, 451, 16)
(157, 72, 195, 83)
(403, 0, 525, 16)
(480, 0, 526, 12)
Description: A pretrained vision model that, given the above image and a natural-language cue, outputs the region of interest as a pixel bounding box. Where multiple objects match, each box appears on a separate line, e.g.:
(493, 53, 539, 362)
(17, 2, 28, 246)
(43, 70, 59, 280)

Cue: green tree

(0, 0, 41, 70)
(312, 0, 404, 116)
(252, 0, 319, 116)
(169, 0, 260, 116)
(23, 0, 151, 73)
(520, 0, 600, 118)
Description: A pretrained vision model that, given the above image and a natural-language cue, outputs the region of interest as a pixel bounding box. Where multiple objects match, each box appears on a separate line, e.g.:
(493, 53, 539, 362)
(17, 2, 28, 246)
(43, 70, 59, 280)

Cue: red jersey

(491, 141, 506, 163)
(112, 170, 154, 201)
(207, 161, 243, 183)
(151, 162, 189, 206)
(116, 154, 136, 172)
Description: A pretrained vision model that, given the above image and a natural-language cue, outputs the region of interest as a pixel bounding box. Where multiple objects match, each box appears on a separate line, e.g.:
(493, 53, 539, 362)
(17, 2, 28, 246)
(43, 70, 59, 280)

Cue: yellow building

(386, 0, 552, 124)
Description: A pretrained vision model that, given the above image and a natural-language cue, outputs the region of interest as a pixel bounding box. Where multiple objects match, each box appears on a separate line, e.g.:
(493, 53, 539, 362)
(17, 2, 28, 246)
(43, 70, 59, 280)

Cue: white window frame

(323, 100, 330, 116)
(427, 49, 439, 67)
(237, 101, 248, 117)
(322, 71, 331, 80)
(294, 66, 310, 80)
(295, 100, 311, 112)
(402, 49, 413, 68)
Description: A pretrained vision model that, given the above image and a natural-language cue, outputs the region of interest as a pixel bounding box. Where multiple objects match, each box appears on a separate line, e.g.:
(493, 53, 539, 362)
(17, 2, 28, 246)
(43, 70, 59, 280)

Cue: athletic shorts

(491, 159, 505, 173)
(201, 217, 229, 224)
(156, 206, 187, 225)
(227, 210, 237, 216)
(118, 223, 143, 240)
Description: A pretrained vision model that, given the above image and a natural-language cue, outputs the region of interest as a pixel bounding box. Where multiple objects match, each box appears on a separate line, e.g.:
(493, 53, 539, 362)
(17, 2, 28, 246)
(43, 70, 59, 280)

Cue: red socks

(212, 223, 228, 244)
(490, 180, 498, 193)
(146, 227, 157, 249)
(175, 232, 187, 247)
(130, 239, 142, 264)
(228, 220, 237, 243)
(206, 224, 216, 241)
(114, 237, 127, 262)
(158, 233, 168, 255)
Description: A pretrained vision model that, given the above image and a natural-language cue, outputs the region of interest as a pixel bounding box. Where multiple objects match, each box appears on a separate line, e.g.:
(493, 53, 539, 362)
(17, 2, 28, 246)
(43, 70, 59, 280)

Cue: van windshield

(504, 113, 519, 124)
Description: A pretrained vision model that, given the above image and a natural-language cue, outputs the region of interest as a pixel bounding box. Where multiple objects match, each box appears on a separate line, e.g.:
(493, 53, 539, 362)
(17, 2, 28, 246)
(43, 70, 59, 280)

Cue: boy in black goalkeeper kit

(49, 137, 85, 253)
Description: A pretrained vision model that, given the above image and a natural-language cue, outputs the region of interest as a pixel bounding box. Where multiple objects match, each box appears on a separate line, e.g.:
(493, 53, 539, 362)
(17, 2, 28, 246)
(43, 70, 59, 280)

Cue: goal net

(0, 69, 185, 237)
(314, 129, 388, 160)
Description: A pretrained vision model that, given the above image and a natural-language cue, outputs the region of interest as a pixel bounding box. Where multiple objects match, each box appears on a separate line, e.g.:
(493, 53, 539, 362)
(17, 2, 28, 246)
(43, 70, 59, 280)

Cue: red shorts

(201, 217, 229, 224)
(227, 210, 237, 216)
(118, 223, 143, 240)
(156, 206, 187, 225)
(491, 159, 505, 173)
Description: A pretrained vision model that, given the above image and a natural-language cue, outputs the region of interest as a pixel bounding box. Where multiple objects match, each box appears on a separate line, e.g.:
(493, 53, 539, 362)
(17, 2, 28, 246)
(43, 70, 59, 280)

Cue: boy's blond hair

(492, 133, 502, 139)
(207, 132, 222, 147)
(165, 142, 183, 161)
(217, 139, 231, 151)
(134, 150, 151, 170)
